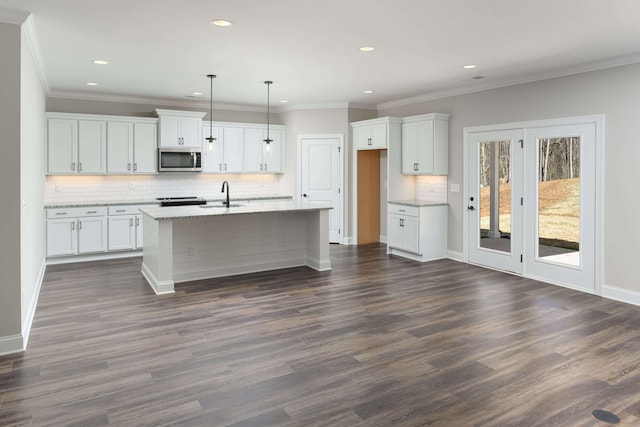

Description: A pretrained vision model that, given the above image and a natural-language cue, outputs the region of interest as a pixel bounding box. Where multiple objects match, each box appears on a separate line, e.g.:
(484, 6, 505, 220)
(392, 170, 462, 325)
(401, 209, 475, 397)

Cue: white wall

(379, 63, 640, 295)
(20, 23, 46, 333)
(0, 21, 24, 353)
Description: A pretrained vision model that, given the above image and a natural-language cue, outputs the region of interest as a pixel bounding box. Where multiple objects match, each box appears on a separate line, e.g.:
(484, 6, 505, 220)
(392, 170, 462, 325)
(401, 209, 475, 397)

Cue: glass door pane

(479, 140, 512, 253)
(536, 136, 581, 267)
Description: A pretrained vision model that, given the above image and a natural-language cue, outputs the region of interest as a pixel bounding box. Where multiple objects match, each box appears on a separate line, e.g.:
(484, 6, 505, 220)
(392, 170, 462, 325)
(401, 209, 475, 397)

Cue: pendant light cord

(206, 74, 216, 142)
(264, 81, 273, 144)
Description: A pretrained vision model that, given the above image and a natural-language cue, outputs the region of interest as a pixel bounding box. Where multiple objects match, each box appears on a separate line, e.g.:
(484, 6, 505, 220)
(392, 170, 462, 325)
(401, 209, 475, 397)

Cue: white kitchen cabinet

(386, 203, 448, 262)
(155, 109, 206, 148)
(243, 127, 283, 172)
(353, 120, 388, 149)
(108, 205, 144, 251)
(107, 121, 157, 174)
(202, 125, 244, 173)
(402, 113, 449, 175)
(47, 117, 106, 174)
(46, 207, 107, 257)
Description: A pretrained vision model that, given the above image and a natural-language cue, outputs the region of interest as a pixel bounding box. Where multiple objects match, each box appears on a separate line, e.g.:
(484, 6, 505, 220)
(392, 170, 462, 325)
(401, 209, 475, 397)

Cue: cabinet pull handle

(71, 221, 75, 230)
(400, 218, 404, 227)
(399, 209, 406, 212)
(71, 162, 75, 171)
(56, 212, 67, 216)
(127, 163, 131, 171)
(264, 163, 267, 171)
(129, 218, 133, 227)
(219, 163, 222, 171)
(78, 220, 82, 230)
(116, 209, 125, 213)
(87, 210, 97, 214)
(368, 137, 372, 146)
(78, 163, 83, 171)
(259, 164, 263, 171)
(134, 163, 137, 172)
(224, 163, 227, 171)
(135, 217, 139, 226)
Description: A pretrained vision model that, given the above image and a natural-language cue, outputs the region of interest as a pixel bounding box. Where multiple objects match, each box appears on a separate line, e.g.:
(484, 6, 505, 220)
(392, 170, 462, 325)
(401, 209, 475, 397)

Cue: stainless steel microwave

(158, 147, 202, 172)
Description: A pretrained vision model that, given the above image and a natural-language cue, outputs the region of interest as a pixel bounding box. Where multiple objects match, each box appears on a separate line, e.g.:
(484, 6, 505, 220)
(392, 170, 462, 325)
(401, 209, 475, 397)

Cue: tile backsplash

(415, 175, 448, 203)
(45, 174, 283, 203)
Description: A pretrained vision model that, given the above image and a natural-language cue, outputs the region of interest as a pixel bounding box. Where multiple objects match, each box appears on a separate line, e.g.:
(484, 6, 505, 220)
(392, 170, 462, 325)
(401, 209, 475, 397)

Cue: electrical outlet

(450, 183, 460, 193)
(188, 246, 196, 256)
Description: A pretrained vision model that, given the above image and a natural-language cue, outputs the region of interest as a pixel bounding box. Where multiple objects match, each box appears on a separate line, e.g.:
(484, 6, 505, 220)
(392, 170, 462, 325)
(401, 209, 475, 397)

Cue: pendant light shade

(205, 74, 217, 152)
(264, 81, 273, 149)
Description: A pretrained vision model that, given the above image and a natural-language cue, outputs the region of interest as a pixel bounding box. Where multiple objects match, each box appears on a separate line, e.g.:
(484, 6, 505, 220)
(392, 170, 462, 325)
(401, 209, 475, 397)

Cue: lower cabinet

(386, 203, 448, 262)
(46, 207, 107, 257)
(108, 206, 144, 251)
(47, 205, 145, 258)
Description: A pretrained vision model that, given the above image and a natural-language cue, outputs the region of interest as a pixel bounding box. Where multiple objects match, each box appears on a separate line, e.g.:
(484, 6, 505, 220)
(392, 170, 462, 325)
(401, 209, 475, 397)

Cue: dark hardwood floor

(1, 243, 640, 426)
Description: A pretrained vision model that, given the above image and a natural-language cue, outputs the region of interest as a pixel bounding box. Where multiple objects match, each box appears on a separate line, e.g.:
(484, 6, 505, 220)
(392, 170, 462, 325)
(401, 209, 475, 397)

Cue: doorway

(298, 134, 344, 243)
(464, 116, 603, 294)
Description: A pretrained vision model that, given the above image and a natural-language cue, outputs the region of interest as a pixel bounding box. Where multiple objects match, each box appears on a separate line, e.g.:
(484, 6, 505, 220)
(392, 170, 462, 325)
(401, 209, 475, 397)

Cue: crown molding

(276, 101, 376, 113)
(0, 7, 29, 25)
(46, 90, 267, 113)
(378, 53, 640, 110)
(22, 15, 49, 93)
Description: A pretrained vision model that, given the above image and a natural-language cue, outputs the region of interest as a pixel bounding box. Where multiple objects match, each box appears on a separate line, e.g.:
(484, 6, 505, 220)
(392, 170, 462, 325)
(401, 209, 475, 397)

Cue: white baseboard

(343, 237, 355, 245)
(0, 334, 24, 356)
(141, 263, 175, 295)
(446, 250, 464, 262)
(379, 234, 387, 244)
(47, 250, 142, 265)
(603, 285, 640, 307)
(21, 258, 46, 350)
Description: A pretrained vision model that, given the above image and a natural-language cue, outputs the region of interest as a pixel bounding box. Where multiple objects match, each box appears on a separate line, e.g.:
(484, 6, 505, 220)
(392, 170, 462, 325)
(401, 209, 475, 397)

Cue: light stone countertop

(44, 195, 293, 209)
(388, 200, 449, 207)
(140, 201, 332, 220)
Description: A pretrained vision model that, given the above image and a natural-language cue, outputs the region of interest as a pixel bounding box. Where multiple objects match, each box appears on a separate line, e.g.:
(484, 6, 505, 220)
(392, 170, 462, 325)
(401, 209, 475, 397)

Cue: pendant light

(263, 80, 273, 152)
(205, 74, 217, 152)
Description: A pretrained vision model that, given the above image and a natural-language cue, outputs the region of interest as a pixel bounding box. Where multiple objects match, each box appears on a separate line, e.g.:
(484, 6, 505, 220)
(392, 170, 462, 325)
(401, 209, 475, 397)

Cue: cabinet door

(353, 126, 370, 149)
(402, 122, 418, 174)
(264, 129, 282, 172)
(46, 219, 77, 256)
(387, 214, 404, 249)
(78, 217, 107, 253)
(159, 116, 181, 147)
(133, 123, 157, 173)
(369, 123, 387, 149)
(202, 126, 223, 172)
(48, 118, 77, 174)
(180, 117, 202, 147)
(222, 127, 244, 172)
(135, 215, 144, 249)
(243, 128, 266, 172)
(78, 120, 107, 174)
(107, 122, 133, 173)
(417, 120, 434, 174)
(401, 216, 420, 254)
(108, 216, 136, 251)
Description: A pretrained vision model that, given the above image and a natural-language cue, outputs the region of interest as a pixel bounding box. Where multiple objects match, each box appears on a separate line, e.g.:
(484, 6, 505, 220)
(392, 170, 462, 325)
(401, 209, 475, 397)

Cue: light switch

(450, 183, 460, 193)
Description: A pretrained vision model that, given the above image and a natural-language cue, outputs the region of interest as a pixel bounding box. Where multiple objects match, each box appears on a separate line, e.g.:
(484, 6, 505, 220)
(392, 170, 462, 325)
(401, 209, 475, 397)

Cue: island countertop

(140, 201, 332, 220)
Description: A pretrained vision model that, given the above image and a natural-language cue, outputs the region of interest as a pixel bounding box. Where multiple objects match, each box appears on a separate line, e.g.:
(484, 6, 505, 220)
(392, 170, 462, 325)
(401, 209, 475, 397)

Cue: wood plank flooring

(2, 243, 640, 426)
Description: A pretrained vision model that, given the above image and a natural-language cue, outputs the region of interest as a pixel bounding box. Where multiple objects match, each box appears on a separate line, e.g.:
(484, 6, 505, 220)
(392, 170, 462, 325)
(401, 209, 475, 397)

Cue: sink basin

(199, 204, 243, 208)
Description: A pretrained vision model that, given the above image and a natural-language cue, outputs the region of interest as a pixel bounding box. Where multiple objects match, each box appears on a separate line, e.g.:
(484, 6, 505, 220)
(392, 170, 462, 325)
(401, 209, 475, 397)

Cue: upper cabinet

(243, 127, 284, 173)
(202, 125, 244, 173)
(401, 113, 449, 175)
(155, 109, 206, 148)
(47, 116, 107, 174)
(47, 113, 158, 176)
(106, 121, 157, 174)
(351, 117, 402, 150)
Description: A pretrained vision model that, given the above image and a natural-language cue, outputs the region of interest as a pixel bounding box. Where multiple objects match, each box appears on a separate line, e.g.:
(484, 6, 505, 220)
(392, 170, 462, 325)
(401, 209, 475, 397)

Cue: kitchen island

(139, 202, 332, 294)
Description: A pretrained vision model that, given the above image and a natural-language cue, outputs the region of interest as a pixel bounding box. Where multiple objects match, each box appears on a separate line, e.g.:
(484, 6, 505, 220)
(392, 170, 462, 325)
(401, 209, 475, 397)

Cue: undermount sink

(199, 204, 243, 208)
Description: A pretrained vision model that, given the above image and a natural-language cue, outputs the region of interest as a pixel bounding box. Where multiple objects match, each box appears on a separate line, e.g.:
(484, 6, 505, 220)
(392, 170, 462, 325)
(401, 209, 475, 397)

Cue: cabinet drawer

(47, 206, 107, 218)
(387, 204, 419, 217)
(108, 205, 146, 215)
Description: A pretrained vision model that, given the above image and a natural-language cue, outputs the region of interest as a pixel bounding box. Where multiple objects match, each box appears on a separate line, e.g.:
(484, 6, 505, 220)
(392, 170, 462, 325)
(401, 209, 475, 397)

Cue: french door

(466, 118, 599, 293)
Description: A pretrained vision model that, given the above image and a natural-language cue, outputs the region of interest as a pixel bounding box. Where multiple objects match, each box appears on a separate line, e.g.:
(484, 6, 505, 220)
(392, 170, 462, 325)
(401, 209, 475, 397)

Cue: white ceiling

(3, 0, 640, 110)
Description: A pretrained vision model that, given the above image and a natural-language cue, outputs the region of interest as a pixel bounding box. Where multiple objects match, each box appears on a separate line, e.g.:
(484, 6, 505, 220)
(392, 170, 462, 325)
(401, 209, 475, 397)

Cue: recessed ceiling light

(280, 100, 288, 103)
(360, 46, 375, 52)
(92, 60, 108, 65)
(363, 90, 374, 94)
(471, 75, 486, 80)
(212, 19, 232, 27)
(463, 64, 477, 69)
(86, 82, 98, 86)
(192, 92, 202, 96)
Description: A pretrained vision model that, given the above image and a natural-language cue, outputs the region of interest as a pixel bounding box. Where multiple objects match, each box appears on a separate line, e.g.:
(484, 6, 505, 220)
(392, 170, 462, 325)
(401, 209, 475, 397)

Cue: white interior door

(299, 135, 343, 243)
(467, 129, 524, 274)
(523, 123, 596, 293)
